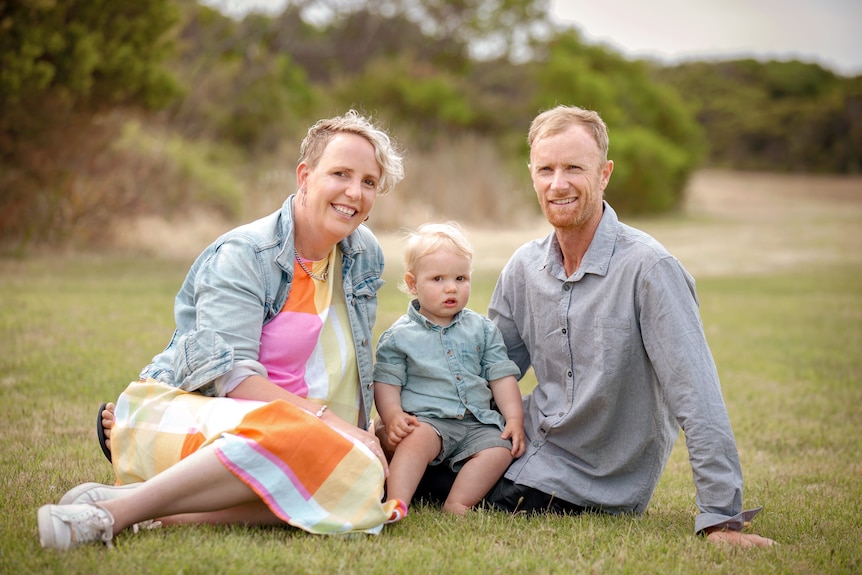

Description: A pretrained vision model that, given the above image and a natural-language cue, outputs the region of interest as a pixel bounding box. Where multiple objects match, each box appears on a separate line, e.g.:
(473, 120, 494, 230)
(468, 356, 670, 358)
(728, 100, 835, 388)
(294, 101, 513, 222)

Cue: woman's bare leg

(97, 443, 271, 534)
(158, 500, 283, 527)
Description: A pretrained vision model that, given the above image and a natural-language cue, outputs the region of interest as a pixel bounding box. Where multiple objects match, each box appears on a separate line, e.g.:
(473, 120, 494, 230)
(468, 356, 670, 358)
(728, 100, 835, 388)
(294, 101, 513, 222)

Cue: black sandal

(96, 402, 112, 463)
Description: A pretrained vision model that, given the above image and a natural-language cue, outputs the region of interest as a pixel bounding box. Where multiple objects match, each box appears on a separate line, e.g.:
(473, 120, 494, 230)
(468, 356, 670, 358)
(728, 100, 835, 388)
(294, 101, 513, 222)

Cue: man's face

(529, 124, 613, 232)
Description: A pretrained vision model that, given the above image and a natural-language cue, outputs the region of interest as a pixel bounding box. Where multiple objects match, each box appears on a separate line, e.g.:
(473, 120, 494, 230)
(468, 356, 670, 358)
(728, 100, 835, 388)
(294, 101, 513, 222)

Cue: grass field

(1, 170, 861, 574)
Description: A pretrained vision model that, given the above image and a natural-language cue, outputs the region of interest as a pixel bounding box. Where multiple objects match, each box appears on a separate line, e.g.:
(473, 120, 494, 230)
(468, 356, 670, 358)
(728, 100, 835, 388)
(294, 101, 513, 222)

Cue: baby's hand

(386, 413, 419, 445)
(501, 421, 526, 458)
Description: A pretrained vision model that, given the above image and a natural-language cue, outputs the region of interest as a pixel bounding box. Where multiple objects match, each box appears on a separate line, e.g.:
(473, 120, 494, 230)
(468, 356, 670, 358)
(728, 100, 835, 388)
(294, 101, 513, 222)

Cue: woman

(38, 110, 407, 550)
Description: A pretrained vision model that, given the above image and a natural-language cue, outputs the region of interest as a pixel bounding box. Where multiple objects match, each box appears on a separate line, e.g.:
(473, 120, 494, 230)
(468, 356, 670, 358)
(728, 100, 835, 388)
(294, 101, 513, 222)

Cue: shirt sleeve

(638, 256, 748, 533)
(372, 328, 407, 387)
(212, 360, 269, 396)
(170, 239, 270, 393)
(488, 262, 532, 378)
(481, 317, 521, 381)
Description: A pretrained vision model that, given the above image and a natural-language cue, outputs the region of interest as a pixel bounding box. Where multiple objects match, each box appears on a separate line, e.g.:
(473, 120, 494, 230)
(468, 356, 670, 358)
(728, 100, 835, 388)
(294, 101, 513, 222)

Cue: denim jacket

(139, 195, 385, 428)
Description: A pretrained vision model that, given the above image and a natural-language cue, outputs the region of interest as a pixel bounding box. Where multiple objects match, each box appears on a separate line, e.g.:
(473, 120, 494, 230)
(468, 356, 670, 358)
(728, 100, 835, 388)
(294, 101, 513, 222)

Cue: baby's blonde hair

(399, 222, 473, 294)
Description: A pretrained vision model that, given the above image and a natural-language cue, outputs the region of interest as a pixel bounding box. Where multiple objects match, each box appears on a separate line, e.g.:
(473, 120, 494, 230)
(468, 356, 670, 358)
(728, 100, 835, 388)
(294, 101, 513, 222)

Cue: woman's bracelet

(315, 404, 328, 418)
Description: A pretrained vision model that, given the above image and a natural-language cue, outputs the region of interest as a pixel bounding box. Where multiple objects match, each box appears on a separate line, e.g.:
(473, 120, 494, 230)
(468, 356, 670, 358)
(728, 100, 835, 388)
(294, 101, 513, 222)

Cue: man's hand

(705, 528, 776, 547)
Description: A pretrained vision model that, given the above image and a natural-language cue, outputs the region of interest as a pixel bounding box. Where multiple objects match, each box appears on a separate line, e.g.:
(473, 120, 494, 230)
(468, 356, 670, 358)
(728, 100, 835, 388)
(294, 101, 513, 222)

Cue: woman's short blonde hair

(298, 109, 405, 195)
(399, 222, 473, 294)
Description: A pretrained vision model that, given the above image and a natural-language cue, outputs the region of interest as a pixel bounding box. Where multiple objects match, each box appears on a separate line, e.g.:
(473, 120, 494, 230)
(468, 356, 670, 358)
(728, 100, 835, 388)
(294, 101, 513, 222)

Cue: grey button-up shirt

(488, 201, 759, 533)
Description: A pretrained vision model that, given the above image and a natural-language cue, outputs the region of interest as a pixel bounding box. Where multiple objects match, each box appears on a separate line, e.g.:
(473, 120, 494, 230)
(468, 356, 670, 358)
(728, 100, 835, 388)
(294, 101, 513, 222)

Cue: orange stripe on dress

(233, 399, 355, 493)
(287, 264, 322, 314)
(180, 431, 208, 460)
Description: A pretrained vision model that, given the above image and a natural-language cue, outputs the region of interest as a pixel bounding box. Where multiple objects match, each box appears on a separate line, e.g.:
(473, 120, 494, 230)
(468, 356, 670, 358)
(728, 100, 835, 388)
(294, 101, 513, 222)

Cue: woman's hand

(321, 412, 390, 477)
(228, 375, 390, 475)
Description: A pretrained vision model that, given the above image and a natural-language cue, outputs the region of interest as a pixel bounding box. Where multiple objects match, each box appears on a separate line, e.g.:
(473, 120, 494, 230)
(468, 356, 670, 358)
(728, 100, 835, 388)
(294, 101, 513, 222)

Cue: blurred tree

(333, 54, 475, 143)
(529, 31, 704, 213)
(0, 0, 180, 250)
(653, 59, 862, 173)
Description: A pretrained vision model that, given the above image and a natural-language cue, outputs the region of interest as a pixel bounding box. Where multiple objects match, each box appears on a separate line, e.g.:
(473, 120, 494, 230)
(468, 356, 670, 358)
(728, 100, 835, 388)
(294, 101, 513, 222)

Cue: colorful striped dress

(111, 248, 406, 534)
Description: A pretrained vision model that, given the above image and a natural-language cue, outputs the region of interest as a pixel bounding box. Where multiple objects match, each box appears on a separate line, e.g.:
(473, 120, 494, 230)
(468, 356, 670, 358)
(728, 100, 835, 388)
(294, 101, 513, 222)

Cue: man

(484, 105, 772, 546)
(385, 105, 773, 547)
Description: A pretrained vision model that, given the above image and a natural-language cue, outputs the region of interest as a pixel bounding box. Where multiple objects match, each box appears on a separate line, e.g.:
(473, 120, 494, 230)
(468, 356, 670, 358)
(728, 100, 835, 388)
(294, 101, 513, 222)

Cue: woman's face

(296, 133, 381, 250)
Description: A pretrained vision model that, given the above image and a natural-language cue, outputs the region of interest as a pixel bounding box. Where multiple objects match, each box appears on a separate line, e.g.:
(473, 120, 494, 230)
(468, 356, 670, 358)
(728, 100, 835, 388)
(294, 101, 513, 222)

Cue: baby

(373, 222, 525, 515)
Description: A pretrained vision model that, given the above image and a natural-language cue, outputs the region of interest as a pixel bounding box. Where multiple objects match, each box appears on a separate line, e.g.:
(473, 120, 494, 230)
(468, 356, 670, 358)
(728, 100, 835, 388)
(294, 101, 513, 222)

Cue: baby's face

(407, 250, 472, 326)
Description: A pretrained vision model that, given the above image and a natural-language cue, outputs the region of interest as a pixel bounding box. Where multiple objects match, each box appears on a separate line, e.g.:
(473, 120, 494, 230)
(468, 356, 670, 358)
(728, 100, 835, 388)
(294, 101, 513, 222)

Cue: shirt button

(567, 370, 573, 378)
(563, 284, 571, 291)
(561, 328, 567, 335)
(558, 412, 564, 417)
(457, 413, 464, 420)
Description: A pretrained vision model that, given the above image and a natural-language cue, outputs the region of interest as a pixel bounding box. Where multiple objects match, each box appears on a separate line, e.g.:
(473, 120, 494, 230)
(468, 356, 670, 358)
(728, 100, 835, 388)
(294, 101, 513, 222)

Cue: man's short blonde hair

(528, 105, 610, 162)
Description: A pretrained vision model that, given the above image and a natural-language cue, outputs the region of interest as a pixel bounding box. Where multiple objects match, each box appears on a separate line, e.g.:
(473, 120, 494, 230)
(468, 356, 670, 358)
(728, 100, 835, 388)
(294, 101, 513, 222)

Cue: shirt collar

(543, 201, 619, 280)
(408, 298, 463, 330)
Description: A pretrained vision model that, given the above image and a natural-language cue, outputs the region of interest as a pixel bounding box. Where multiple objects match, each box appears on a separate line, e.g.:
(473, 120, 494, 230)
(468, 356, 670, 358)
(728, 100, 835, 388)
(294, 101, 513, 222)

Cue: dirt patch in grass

(636, 169, 862, 277)
(117, 170, 862, 279)
(418, 169, 862, 278)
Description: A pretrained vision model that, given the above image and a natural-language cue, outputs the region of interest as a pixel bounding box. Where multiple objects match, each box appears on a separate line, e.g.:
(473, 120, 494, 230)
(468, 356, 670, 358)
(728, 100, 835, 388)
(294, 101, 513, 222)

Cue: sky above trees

(203, 0, 862, 76)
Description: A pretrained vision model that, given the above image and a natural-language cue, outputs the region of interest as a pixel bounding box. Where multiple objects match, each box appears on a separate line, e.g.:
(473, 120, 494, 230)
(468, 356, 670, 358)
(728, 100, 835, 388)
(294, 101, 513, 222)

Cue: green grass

(1, 251, 861, 574)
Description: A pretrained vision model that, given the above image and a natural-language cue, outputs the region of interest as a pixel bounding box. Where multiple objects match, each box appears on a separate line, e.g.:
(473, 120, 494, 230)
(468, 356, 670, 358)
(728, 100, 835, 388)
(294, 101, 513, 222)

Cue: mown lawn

(2, 169, 861, 573)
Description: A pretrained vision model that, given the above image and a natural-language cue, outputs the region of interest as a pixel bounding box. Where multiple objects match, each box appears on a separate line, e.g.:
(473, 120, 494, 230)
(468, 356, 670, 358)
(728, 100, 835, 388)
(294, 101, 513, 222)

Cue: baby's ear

(404, 272, 417, 293)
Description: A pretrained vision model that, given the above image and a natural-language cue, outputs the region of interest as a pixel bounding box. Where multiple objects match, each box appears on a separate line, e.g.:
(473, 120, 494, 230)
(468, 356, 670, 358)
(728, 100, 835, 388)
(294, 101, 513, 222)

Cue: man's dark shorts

(415, 465, 586, 515)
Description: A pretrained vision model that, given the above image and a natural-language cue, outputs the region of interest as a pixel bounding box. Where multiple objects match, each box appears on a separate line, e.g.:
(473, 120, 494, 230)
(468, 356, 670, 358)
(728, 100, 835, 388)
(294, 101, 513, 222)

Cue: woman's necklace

(294, 247, 329, 281)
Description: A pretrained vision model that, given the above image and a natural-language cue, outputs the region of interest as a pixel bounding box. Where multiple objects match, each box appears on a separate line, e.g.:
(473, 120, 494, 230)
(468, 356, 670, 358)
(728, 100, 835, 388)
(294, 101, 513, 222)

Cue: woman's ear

(296, 162, 310, 190)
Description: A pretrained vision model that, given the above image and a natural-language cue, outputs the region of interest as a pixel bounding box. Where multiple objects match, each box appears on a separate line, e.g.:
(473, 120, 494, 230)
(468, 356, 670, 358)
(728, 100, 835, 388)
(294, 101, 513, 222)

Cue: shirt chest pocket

(456, 342, 484, 376)
(593, 316, 633, 378)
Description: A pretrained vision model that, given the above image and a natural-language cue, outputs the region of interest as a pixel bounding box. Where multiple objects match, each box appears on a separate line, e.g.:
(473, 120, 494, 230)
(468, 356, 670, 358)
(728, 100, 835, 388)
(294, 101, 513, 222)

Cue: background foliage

(1, 0, 860, 252)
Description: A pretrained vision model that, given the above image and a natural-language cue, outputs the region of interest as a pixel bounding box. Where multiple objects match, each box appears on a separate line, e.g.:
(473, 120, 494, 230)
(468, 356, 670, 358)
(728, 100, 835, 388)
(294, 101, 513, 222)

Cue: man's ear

(601, 160, 614, 191)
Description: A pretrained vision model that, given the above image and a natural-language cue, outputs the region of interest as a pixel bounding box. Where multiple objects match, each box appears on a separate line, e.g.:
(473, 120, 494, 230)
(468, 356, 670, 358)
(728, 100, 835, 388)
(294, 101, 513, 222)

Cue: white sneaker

(59, 482, 141, 505)
(38, 504, 114, 550)
(59, 483, 160, 533)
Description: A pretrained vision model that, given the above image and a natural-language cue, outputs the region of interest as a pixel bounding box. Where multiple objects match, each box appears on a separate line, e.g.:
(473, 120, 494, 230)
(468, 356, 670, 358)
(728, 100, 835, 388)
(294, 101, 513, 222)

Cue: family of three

(37, 106, 775, 550)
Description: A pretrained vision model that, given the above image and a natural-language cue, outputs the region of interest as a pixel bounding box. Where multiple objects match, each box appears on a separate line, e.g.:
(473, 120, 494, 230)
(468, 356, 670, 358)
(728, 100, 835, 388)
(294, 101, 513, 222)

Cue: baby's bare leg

(443, 447, 512, 515)
(385, 423, 441, 507)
